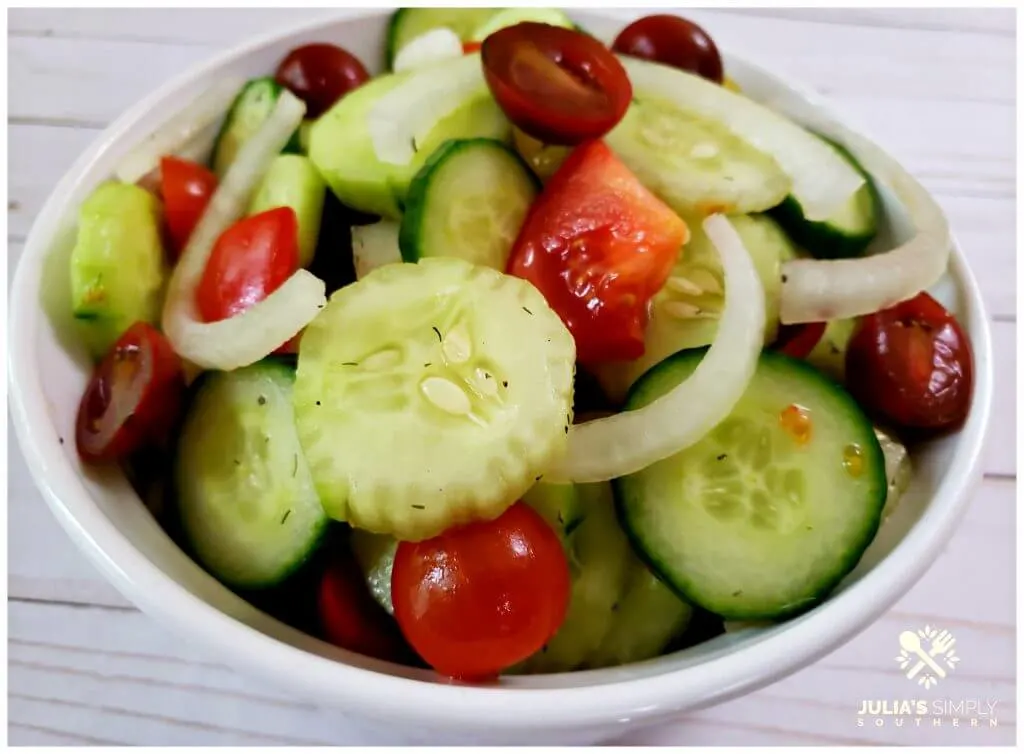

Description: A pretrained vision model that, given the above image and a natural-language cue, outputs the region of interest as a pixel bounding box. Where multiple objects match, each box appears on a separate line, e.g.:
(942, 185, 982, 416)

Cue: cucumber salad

(69, 9, 974, 681)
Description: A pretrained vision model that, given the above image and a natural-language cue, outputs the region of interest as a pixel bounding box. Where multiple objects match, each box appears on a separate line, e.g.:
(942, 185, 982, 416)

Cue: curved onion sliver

(162, 89, 325, 371)
(546, 214, 765, 484)
(780, 132, 950, 324)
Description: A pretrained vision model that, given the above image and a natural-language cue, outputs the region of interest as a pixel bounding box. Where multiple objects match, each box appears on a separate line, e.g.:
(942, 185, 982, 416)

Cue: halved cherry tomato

(196, 207, 299, 323)
(275, 43, 370, 118)
(391, 502, 570, 681)
(612, 15, 723, 84)
(507, 140, 687, 364)
(482, 22, 632, 145)
(774, 322, 827, 360)
(845, 292, 974, 432)
(160, 157, 217, 258)
(318, 549, 413, 664)
(75, 322, 186, 463)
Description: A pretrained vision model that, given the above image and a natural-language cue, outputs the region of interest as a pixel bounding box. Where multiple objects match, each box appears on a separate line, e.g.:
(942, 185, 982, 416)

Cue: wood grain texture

(6, 7, 1016, 746)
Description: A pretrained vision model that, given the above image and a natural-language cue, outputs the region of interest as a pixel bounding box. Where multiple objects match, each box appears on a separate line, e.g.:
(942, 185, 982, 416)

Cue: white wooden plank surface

(6, 7, 1016, 746)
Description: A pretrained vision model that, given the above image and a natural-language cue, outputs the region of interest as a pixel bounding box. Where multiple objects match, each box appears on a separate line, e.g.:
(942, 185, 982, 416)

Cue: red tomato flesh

(774, 321, 827, 360)
(275, 43, 370, 118)
(507, 140, 687, 364)
(845, 292, 973, 432)
(391, 502, 570, 681)
(612, 15, 724, 84)
(318, 549, 413, 664)
(160, 157, 217, 258)
(482, 22, 632, 145)
(196, 207, 299, 323)
(75, 322, 186, 463)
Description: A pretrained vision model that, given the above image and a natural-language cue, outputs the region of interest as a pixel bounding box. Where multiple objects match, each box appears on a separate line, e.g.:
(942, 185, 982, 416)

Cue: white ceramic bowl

(9, 9, 993, 746)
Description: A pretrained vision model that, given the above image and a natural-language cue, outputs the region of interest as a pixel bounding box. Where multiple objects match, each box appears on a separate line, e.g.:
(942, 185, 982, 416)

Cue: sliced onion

(352, 220, 402, 280)
(368, 53, 488, 166)
(114, 77, 243, 185)
(162, 89, 325, 372)
(779, 130, 951, 324)
(619, 56, 863, 221)
(393, 28, 464, 73)
(546, 214, 765, 484)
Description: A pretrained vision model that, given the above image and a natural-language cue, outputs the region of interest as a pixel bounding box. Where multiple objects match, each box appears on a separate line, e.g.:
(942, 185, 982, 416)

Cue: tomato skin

(275, 43, 370, 118)
(160, 157, 217, 258)
(391, 502, 570, 681)
(507, 140, 687, 364)
(612, 15, 724, 84)
(318, 549, 413, 663)
(845, 292, 974, 432)
(482, 22, 632, 145)
(76, 322, 186, 463)
(196, 207, 299, 323)
(774, 322, 827, 360)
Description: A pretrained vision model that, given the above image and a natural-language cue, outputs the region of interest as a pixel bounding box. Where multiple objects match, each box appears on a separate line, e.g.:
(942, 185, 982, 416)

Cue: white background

(7, 7, 1016, 746)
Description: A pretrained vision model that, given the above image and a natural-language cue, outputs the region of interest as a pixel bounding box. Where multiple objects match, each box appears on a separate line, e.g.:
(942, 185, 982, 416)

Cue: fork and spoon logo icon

(895, 625, 960, 690)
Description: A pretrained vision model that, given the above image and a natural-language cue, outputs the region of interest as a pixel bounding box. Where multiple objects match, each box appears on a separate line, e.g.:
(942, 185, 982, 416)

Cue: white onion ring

(162, 90, 325, 372)
(114, 77, 243, 185)
(779, 131, 951, 324)
(546, 214, 765, 484)
(368, 53, 489, 166)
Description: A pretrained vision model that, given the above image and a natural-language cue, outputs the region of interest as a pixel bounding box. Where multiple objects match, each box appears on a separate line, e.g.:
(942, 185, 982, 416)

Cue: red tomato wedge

(462, 41, 482, 54)
(507, 140, 688, 364)
(391, 502, 570, 681)
(160, 157, 217, 258)
(318, 549, 413, 664)
(75, 322, 186, 463)
(196, 207, 299, 323)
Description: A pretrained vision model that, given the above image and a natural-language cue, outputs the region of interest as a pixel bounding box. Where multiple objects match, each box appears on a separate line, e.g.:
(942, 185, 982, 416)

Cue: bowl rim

(8, 8, 994, 730)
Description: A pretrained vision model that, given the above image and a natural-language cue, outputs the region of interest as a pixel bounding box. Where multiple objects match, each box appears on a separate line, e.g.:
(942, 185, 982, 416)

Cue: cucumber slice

(522, 481, 584, 538)
(293, 258, 576, 541)
(211, 78, 300, 177)
(296, 119, 316, 154)
(309, 74, 406, 218)
(594, 214, 799, 402)
(616, 348, 887, 620)
(618, 56, 864, 221)
(350, 530, 398, 615)
(309, 67, 509, 219)
(387, 8, 498, 69)
(352, 220, 402, 280)
(400, 139, 538, 269)
(805, 317, 858, 384)
(70, 182, 168, 359)
(515, 482, 633, 673)
(175, 359, 328, 590)
(247, 154, 326, 267)
(467, 8, 574, 41)
(772, 135, 880, 259)
(606, 96, 790, 217)
(585, 562, 693, 670)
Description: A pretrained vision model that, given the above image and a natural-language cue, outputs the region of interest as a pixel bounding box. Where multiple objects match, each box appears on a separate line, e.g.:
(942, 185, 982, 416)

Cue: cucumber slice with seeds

(400, 139, 538, 269)
(175, 360, 328, 590)
(293, 258, 576, 541)
(606, 96, 790, 217)
(616, 348, 886, 620)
